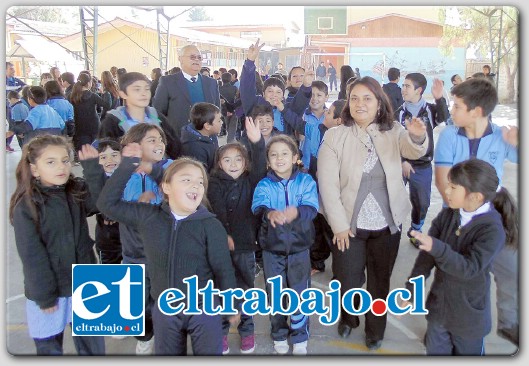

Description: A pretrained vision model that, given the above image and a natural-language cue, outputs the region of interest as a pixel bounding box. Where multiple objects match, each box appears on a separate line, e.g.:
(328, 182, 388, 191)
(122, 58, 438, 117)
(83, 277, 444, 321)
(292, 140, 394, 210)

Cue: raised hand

(78, 144, 99, 161)
(431, 78, 444, 100)
(245, 116, 261, 144)
(247, 38, 265, 62)
(502, 125, 518, 147)
(122, 143, 143, 159)
(303, 70, 316, 87)
(405, 117, 427, 141)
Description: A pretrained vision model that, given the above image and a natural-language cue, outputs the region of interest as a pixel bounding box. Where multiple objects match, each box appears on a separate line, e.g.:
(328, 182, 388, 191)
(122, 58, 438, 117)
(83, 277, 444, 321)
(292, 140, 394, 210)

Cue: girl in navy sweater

(207, 117, 266, 354)
(96, 146, 237, 355)
(9, 135, 104, 355)
(404, 159, 518, 355)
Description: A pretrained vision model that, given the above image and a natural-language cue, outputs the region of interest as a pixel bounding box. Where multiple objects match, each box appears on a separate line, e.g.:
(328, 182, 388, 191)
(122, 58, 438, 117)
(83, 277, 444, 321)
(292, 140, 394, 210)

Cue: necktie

(191, 77, 196, 83)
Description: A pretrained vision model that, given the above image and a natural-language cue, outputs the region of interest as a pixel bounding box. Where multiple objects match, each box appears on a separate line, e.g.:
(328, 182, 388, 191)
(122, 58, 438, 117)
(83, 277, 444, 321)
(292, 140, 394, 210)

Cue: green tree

(439, 6, 518, 103)
(188, 6, 212, 21)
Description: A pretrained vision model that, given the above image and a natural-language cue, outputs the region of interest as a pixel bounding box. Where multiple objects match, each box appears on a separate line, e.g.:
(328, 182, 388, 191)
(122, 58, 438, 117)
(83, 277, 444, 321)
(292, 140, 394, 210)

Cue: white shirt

(182, 71, 200, 83)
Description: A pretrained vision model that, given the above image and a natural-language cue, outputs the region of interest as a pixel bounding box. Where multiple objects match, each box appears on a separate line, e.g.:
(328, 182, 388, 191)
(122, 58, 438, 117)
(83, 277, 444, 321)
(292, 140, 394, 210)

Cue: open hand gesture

(431, 78, 444, 100)
(405, 117, 426, 141)
(303, 70, 316, 87)
(245, 116, 261, 144)
(78, 144, 99, 161)
(122, 143, 143, 159)
(247, 38, 265, 62)
(502, 125, 518, 147)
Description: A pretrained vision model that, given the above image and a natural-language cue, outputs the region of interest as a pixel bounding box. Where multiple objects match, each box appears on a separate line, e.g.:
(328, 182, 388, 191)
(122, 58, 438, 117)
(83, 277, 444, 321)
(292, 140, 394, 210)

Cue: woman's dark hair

(151, 68, 162, 81)
(44, 80, 63, 98)
(448, 159, 518, 248)
(341, 76, 394, 131)
(339, 65, 355, 95)
(70, 72, 92, 105)
(213, 142, 251, 175)
(9, 135, 82, 224)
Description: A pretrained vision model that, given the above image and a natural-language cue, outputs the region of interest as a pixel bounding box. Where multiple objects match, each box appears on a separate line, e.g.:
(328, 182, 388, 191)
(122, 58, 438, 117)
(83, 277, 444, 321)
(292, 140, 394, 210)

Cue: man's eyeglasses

(184, 54, 203, 61)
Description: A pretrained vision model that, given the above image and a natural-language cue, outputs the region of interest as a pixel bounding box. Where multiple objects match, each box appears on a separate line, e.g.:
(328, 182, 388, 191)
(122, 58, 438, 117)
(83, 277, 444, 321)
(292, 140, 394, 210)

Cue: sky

(97, 5, 305, 28)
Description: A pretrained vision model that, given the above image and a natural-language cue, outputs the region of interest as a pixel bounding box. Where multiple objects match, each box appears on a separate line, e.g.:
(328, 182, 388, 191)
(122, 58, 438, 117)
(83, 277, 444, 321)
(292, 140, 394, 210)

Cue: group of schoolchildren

(9, 40, 518, 357)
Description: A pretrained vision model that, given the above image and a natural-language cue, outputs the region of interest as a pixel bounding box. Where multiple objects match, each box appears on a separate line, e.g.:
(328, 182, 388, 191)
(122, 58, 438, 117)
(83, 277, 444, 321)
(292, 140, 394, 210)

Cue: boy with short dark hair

(382, 67, 404, 113)
(7, 90, 29, 147)
(11, 86, 65, 143)
(180, 102, 223, 172)
(280, 80, 328, 170)
(434, 77, 518, 346)
(98, 71, 180, 159)
(240, 39, 313, 137)
(395, 72, 449, 245)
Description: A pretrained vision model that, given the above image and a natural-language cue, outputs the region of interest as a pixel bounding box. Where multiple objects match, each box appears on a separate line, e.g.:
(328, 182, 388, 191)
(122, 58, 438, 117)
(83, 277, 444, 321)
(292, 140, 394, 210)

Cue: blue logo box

(72, 264, 145, 336)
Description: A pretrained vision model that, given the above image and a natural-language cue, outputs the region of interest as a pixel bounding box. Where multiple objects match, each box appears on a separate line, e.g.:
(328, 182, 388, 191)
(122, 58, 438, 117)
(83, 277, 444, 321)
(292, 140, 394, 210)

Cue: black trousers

(310, 213, 333, 271)
(331, 227, 401, 341)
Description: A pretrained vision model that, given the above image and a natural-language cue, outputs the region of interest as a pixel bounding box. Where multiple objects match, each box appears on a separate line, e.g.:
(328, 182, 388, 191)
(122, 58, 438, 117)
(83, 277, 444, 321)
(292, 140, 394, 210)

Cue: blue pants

(403, 164, 432, 231)
(222, 251, 255, 337)
(425, 321, 484, 355)
(33, 328, 105, 355)
(152, 303, 223, 355)
(262, 249, 310, 344)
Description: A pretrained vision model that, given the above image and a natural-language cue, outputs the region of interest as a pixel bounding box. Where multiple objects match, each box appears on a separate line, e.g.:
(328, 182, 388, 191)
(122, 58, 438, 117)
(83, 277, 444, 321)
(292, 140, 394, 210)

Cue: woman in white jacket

(317, 76, 427, 351)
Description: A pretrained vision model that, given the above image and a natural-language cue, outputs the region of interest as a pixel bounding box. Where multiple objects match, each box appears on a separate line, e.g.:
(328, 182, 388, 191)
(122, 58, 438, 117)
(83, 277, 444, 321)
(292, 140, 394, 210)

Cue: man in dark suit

(153, 45, 220, 139)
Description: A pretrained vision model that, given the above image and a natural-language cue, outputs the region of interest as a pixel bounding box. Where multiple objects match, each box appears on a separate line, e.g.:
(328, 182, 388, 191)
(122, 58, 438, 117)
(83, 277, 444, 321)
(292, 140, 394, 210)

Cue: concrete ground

(3, 104, 519, 357)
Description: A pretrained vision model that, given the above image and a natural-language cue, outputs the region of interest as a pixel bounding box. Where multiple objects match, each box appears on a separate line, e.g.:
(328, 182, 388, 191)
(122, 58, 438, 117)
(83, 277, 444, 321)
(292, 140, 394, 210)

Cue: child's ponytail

(493, 187, 518, 249)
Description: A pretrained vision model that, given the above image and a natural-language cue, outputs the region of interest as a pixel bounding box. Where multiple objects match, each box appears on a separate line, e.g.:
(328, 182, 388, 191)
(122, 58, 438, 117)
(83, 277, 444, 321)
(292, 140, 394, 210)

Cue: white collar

(182, 71, 199, 82)
(460, 202, 491, 227)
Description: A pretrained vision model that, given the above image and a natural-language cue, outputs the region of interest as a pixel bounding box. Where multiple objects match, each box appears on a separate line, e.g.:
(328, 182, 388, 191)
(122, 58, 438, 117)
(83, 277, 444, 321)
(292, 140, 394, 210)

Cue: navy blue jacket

(180, 123, 219, 173)
(240, 59, 311, 136)
(208, 136, 267, 253)
(12, 179, 99, 309)
(97, 157, 237, 305)
(405, 207, 505, 338)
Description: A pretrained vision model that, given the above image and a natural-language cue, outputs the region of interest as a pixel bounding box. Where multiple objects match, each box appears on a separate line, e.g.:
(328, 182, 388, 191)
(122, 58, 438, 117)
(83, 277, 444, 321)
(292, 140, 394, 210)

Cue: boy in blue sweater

(434, 77, 518, 347)
(240, 39, 314, 136)
(11, 86, 65, 144)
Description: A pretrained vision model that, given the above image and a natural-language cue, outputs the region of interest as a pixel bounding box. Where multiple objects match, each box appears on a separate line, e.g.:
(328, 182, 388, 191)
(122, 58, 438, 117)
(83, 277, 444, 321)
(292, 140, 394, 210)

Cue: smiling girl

(404, 159, 517, 355)
(96, 145, 237, 355)
(251, 134, 318, 355)
(10, 135, 104, 355)
(208, 117, 267, 354)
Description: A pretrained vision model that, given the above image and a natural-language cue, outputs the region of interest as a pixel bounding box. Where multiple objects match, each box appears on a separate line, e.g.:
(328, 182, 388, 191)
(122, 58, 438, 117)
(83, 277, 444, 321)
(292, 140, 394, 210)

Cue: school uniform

(47, 96, 75, 137)
(395, 97, 449, 234)
(12, 179, 104, 355)
(405, 204, 505, 355)
(97, 156, 237, 355)
(12, 104, 65, 143)
(208, 136, 267, 338)
(180, 123, 218, 173)
(98, 105, 180, 160)
(252, 168, 319, 344)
